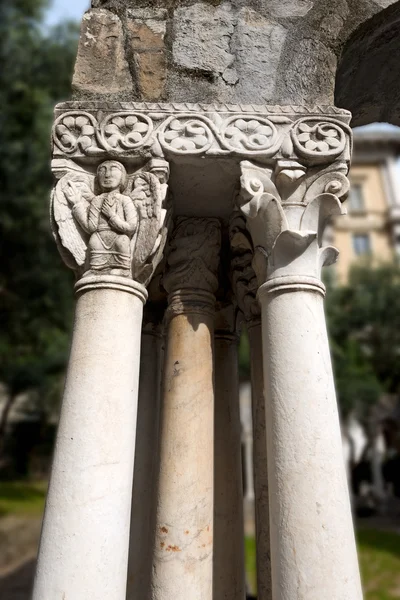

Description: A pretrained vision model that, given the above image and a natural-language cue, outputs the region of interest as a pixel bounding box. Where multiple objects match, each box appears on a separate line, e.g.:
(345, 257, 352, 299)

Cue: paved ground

(0, 516, 40, 600)
(0, 559, 35, 600)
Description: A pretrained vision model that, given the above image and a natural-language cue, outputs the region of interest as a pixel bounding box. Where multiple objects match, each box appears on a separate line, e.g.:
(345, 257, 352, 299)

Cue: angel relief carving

(52, 160, 169, 283)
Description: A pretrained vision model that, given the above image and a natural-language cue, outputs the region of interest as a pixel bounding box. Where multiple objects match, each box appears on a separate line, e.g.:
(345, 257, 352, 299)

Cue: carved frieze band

(52, 103, 351, 163)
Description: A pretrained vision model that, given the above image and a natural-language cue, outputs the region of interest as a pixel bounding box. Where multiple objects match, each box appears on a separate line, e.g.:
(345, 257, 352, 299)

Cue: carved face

(97, 161, 126, 192)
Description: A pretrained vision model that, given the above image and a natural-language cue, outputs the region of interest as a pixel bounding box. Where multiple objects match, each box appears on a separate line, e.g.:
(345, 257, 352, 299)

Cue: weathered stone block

(126, 8, 167, 51)
(126, 8, 167, 100)
(267, 0, 314, 17)
(233, 8, 287, 102)
(173, 3, 236, 78)
(72, 9, 132, 96)
(134, 52, 167, 100)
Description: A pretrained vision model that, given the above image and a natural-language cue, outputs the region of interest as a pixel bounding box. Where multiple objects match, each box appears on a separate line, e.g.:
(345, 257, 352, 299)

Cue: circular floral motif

(222, 117, 277, 153)
(292, 120, 345, 158)
(160, 117, 213, 154)
(53, 113, 97, 154)
(99, 113, 152, 151)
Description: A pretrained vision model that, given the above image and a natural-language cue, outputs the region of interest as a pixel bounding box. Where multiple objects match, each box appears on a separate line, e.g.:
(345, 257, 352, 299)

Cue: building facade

(332, 126, 400, 282)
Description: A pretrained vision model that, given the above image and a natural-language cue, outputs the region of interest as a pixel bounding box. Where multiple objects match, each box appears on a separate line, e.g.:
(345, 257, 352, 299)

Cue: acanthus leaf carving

(51, 158, 170, 286)
(238, 156, 349, 285)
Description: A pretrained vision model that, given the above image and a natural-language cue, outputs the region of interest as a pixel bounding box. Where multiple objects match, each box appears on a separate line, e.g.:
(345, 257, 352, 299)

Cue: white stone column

(239, 153, 363, 600)
(33, 158, 170, 600)
(213, 305, 245, 600)
(33, 277, 146, 600)
(230, 214, 272, 600)
(127, 306, 164, 600)
(151, 217, 221, 600)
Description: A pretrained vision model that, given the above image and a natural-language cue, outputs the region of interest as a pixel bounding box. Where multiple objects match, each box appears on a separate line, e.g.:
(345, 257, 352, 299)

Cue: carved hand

(102, 198, 118, 219)
(64, 181, 79, 205)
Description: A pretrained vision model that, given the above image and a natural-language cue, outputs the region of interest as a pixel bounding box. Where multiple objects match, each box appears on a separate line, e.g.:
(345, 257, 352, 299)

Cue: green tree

(326, 261, 400, 426)
(0, 0, 79, 458)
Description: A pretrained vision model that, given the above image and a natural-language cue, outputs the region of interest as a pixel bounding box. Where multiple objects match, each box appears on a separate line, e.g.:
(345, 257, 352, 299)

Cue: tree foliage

(326, 261, 400, 422)
(0, 0, 79, 447)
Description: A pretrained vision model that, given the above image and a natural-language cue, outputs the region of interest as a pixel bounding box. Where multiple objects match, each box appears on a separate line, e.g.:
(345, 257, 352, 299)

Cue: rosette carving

(159, 117, 214, 154)
(221, 117, 278, 154)
(52, 106, 351, 163)
(98, 113, 153, 152)
(53, 112, 98, 155)
(291, 118, 346, 162)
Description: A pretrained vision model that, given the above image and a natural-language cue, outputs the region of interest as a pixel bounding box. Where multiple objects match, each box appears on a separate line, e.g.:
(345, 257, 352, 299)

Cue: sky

(44, 0, 89, 27)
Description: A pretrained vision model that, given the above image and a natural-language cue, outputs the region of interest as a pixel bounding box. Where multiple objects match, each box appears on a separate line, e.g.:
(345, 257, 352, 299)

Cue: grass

(0, 481, 47, 518)
(245, 529, 400, 599)
(357, 529, 400, 600)
(1, 485, 399, 598)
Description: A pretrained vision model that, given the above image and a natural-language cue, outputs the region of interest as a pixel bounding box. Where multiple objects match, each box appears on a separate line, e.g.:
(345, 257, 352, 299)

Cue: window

(348, 184, 365, 213)
(352, 234, 371, 256)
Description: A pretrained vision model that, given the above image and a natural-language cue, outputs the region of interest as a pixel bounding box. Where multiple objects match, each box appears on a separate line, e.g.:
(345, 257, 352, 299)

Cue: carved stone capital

(238, 130, 352, 294)
(50, 103, 352, 301)
(229, 212, 261, 326)
(163, 217, 221, 317)
(50, 156, 170, 297)
(214, 303, 240, 342)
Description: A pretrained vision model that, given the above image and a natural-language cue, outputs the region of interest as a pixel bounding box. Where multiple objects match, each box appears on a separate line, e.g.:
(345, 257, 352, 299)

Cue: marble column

(239, 153, 363, 600)
(151, 217, 221, 600)
(230, 214, 272, 600)
(213, 304, 245, 600)
(33, 159, 169, 600)
(127, 304, 164, 600)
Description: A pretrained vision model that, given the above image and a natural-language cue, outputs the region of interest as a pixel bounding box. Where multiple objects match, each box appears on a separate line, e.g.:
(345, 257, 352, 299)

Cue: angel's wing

(130, 172, 164, 274)
(51, 172, 94, 270)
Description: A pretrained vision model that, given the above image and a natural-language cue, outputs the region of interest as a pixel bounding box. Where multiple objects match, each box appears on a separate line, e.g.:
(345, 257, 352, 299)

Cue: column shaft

(33, 284, 144, 600)
(152, 309, 215, 600)
(127, 325, 163, 599)
(213, 334, 245, 600)
(260, 284, 363, 600)
(247, 322, 272, 600)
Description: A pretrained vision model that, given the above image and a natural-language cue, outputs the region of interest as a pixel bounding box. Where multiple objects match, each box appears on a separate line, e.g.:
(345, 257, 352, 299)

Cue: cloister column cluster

(30, 0, 383, 598)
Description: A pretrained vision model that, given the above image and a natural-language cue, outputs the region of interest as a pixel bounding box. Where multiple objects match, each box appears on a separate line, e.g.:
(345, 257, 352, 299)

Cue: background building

(332, 125, 400, 282)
